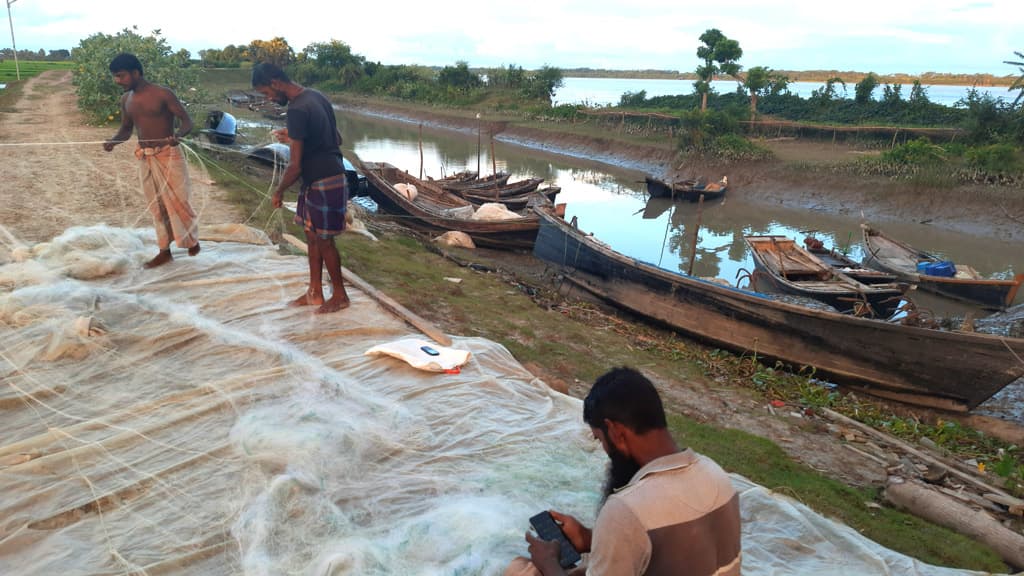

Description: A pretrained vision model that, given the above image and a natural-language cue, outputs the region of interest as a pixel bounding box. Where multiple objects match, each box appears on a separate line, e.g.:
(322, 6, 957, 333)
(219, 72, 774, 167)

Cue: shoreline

(335, 98, 1024, 245)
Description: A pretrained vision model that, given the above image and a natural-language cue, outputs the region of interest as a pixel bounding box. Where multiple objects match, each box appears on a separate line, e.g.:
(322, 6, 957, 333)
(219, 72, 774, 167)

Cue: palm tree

(1005, 51, 1024, 106)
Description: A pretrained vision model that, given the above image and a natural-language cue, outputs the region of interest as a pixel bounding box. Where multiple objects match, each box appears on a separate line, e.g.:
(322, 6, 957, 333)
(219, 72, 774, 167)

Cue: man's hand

(549, 511, 592, 554)
(167, 135, 181, 147)
(525, 531, 564, 576)
(103, 141, 117, 152)
(271, 189, 284, 209)
(272, 128, 291, 144)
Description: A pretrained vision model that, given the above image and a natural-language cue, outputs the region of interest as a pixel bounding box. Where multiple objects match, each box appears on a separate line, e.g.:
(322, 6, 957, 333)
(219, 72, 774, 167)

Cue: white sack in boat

(471, 202, 521, 221)
(433, 231, 476, 249)
(394, 183, 418, 201)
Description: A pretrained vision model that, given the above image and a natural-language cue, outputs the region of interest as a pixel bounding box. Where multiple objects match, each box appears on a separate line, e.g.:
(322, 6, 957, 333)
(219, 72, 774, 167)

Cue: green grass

(0, 60, 74, 82)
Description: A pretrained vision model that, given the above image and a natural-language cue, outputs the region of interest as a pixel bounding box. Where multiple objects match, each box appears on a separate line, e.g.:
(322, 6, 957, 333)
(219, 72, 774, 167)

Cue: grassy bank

(0, 60, 73, 83)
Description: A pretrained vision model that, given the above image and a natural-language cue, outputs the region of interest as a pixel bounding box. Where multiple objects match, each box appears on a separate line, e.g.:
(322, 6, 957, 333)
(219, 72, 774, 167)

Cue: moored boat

(438, 172, 511, 192)
(745, 235, 905, 318)
(678, 176, 728, 202)
(361, 161, 540, 250)
(861, 224, 1023, 309)
(532, 206, 1024, 411)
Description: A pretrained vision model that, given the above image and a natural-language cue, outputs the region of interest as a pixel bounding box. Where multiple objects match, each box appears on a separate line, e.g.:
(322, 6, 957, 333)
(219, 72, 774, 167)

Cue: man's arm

(165, 89, 193, 144)
(103, 94, 134, 152)
(525, 511, 592, 576)
(272, 138, 304, 208)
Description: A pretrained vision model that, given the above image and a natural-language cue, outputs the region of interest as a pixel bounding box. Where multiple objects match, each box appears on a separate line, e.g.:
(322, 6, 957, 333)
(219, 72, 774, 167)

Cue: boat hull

(534, 208, 1024, 411)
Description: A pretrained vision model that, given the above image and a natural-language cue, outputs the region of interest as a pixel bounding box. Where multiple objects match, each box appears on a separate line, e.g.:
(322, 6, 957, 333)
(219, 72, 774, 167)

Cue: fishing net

(0, 225, 1002, 575)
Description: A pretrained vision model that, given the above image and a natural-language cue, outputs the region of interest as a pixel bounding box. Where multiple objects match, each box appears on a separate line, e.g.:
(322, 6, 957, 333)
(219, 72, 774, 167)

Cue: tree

(694, 28, 743, 111)
(292, 40, 366, 88)
(526, 65, 564, 103)
(742, 66, 788, 120)
(48, 49, 71, 60)
(854, 72, 878, 104)
(908, 80, 930, 106)
(71, 27, 201, 124)
(1006, 50, 1024, 106)
(249, 37, 294, 67)
(437, 61, 481, 94)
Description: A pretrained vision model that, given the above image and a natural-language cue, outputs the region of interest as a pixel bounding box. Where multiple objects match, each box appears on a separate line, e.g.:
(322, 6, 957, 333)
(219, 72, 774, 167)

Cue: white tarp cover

(0, 225, 1004, 575)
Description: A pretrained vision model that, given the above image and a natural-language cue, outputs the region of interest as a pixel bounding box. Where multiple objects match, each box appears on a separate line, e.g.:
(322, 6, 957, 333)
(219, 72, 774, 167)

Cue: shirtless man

(103, 53, 200, 268)
(251, 62, 351, 314)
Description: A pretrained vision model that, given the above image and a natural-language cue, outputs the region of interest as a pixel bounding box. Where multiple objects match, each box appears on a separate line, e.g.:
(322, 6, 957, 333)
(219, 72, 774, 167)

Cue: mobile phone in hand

(529, 511, 581, 569)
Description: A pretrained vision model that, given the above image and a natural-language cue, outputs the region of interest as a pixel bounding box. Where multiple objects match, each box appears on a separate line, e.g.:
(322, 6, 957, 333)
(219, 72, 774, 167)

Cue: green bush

(709, 134, 774, 161)
(964, 143, 1022, 173)
(72, 27, 201, 124)
(881, 138, 946, 165)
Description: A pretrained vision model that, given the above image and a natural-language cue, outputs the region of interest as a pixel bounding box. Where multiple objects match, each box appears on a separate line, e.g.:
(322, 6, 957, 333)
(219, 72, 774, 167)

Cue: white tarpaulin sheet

(0, 225, 1005, 575)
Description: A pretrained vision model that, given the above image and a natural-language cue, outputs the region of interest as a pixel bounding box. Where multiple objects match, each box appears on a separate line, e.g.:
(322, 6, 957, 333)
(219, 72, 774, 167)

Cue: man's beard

(273, 91, 288, 106)
(601, 443, 641, 503)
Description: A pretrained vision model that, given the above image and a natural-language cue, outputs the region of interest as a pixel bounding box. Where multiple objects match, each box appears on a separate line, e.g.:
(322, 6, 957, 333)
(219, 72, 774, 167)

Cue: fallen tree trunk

(885, 477, 1024, 570)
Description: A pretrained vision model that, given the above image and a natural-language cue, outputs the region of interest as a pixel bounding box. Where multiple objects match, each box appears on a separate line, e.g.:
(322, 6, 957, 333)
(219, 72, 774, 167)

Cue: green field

(0, 60, 74, 83)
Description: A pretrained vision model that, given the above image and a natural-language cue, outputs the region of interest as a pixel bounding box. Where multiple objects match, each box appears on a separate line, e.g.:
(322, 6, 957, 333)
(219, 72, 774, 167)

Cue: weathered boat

(438, 172, 511, 192)
(802, 237, 901, 286)
(677, 176, 728, 202)
(744, 235, 905, 319)
(862, 224, 1023, 310)
(644, 176, 699, 199)
(451, 177, 544, 202)
(361, 162, 540, 250)
(459, 186, 561, 211)
(532, 206, 1024, 411)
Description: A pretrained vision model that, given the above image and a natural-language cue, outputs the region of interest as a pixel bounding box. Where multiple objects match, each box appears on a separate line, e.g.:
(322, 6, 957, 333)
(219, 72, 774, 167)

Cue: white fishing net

(0, 225, 1005, 575)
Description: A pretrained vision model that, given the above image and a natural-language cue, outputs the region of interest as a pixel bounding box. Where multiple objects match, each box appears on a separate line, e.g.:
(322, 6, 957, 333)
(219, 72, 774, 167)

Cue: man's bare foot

(143, 250, 173, 269)
(316, 294, 351, 314)
(188, 242, 201, 257)
(288, 290, 324, 307)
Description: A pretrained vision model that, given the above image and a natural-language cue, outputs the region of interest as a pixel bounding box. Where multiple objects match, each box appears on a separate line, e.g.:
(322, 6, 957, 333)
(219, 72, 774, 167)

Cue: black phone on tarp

(420, 345, 440, 356)
(529, 511, 581, 569)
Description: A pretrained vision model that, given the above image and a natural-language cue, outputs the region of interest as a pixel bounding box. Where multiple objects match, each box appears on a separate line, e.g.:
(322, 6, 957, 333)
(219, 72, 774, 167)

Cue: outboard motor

(202, 110, 237, 145)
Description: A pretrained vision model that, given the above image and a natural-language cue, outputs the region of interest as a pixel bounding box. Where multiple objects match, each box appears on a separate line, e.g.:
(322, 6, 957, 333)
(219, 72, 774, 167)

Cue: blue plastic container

(919, 261, 956, 277)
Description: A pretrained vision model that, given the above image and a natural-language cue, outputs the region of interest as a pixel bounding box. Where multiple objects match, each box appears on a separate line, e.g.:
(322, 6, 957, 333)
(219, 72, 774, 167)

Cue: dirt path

(0, 70, 242, 243)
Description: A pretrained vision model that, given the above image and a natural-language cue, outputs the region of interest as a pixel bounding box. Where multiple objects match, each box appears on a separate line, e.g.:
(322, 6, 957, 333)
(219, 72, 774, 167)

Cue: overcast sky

(6, 0, 1022, 75)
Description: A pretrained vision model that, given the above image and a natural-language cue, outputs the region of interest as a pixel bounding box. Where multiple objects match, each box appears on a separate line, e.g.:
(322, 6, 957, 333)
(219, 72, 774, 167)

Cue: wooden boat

(677, 176, 728, 202)
(452, 178, 544, 202)
(644, 176, 699, 199)
(460, 186, 561, 211)
(744, 236, 905, 319)
(438, 172, 511, 192)
(361, 162, 539, 250)
(802, 237, 901, 286)
(532, 205, 1024, 411)
(862, 224, 1023, 310)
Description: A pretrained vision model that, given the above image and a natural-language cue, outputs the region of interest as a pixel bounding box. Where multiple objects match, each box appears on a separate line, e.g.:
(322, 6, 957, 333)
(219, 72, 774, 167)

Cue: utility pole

(6, 0, 18, 81)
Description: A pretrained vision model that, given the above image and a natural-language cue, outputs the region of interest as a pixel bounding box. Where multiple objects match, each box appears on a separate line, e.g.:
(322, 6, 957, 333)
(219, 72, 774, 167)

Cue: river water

(335, 108, 1023, 419)
(553, 77, 1016, 107)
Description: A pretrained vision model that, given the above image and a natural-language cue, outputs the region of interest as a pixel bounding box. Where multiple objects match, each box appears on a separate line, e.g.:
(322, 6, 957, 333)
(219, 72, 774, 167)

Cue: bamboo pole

(686, 194, 705, 276)
(282, 234, 452, 346)
(418, 123, 424, 180)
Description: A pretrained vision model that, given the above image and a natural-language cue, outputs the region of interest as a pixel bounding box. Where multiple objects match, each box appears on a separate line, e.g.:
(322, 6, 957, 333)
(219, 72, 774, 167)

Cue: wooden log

(823, 408, 1015, 501)
(885, 478, 1024, 569)
(282, 234, 452, 346)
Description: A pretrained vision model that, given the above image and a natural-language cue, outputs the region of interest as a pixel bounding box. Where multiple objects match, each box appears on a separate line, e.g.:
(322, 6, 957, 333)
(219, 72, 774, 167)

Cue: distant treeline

(561, 68, 1017, 87)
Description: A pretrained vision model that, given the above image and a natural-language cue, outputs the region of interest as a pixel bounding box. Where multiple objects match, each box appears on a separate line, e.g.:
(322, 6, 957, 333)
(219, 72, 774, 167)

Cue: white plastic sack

(471, 202, 522, 221)
(364, 338, 471, 372)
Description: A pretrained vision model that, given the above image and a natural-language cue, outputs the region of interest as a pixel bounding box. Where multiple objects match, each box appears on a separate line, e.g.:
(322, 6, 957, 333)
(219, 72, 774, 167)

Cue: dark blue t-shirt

(286, 88, 345, 187)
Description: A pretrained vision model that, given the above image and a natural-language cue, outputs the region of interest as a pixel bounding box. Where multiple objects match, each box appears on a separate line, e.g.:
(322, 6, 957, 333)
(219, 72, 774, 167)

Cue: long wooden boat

(744, 236, 905, 319)
(452, 178, 544, 202)
(644, 176, 699, 199)
(361, 162, 539, 250)
(862, 224, 1023, 310)
(678, 176, 728, 202)
(533, 206, 1024, 411)
(460, 186, 561, 211)
(438, 172, 511, 192)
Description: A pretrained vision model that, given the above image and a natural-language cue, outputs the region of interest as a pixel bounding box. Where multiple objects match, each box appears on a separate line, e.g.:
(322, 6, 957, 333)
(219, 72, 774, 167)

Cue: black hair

(109, 53, 143, 76)
(583, 367, 667, 434)
(251, 62, 290, 87)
